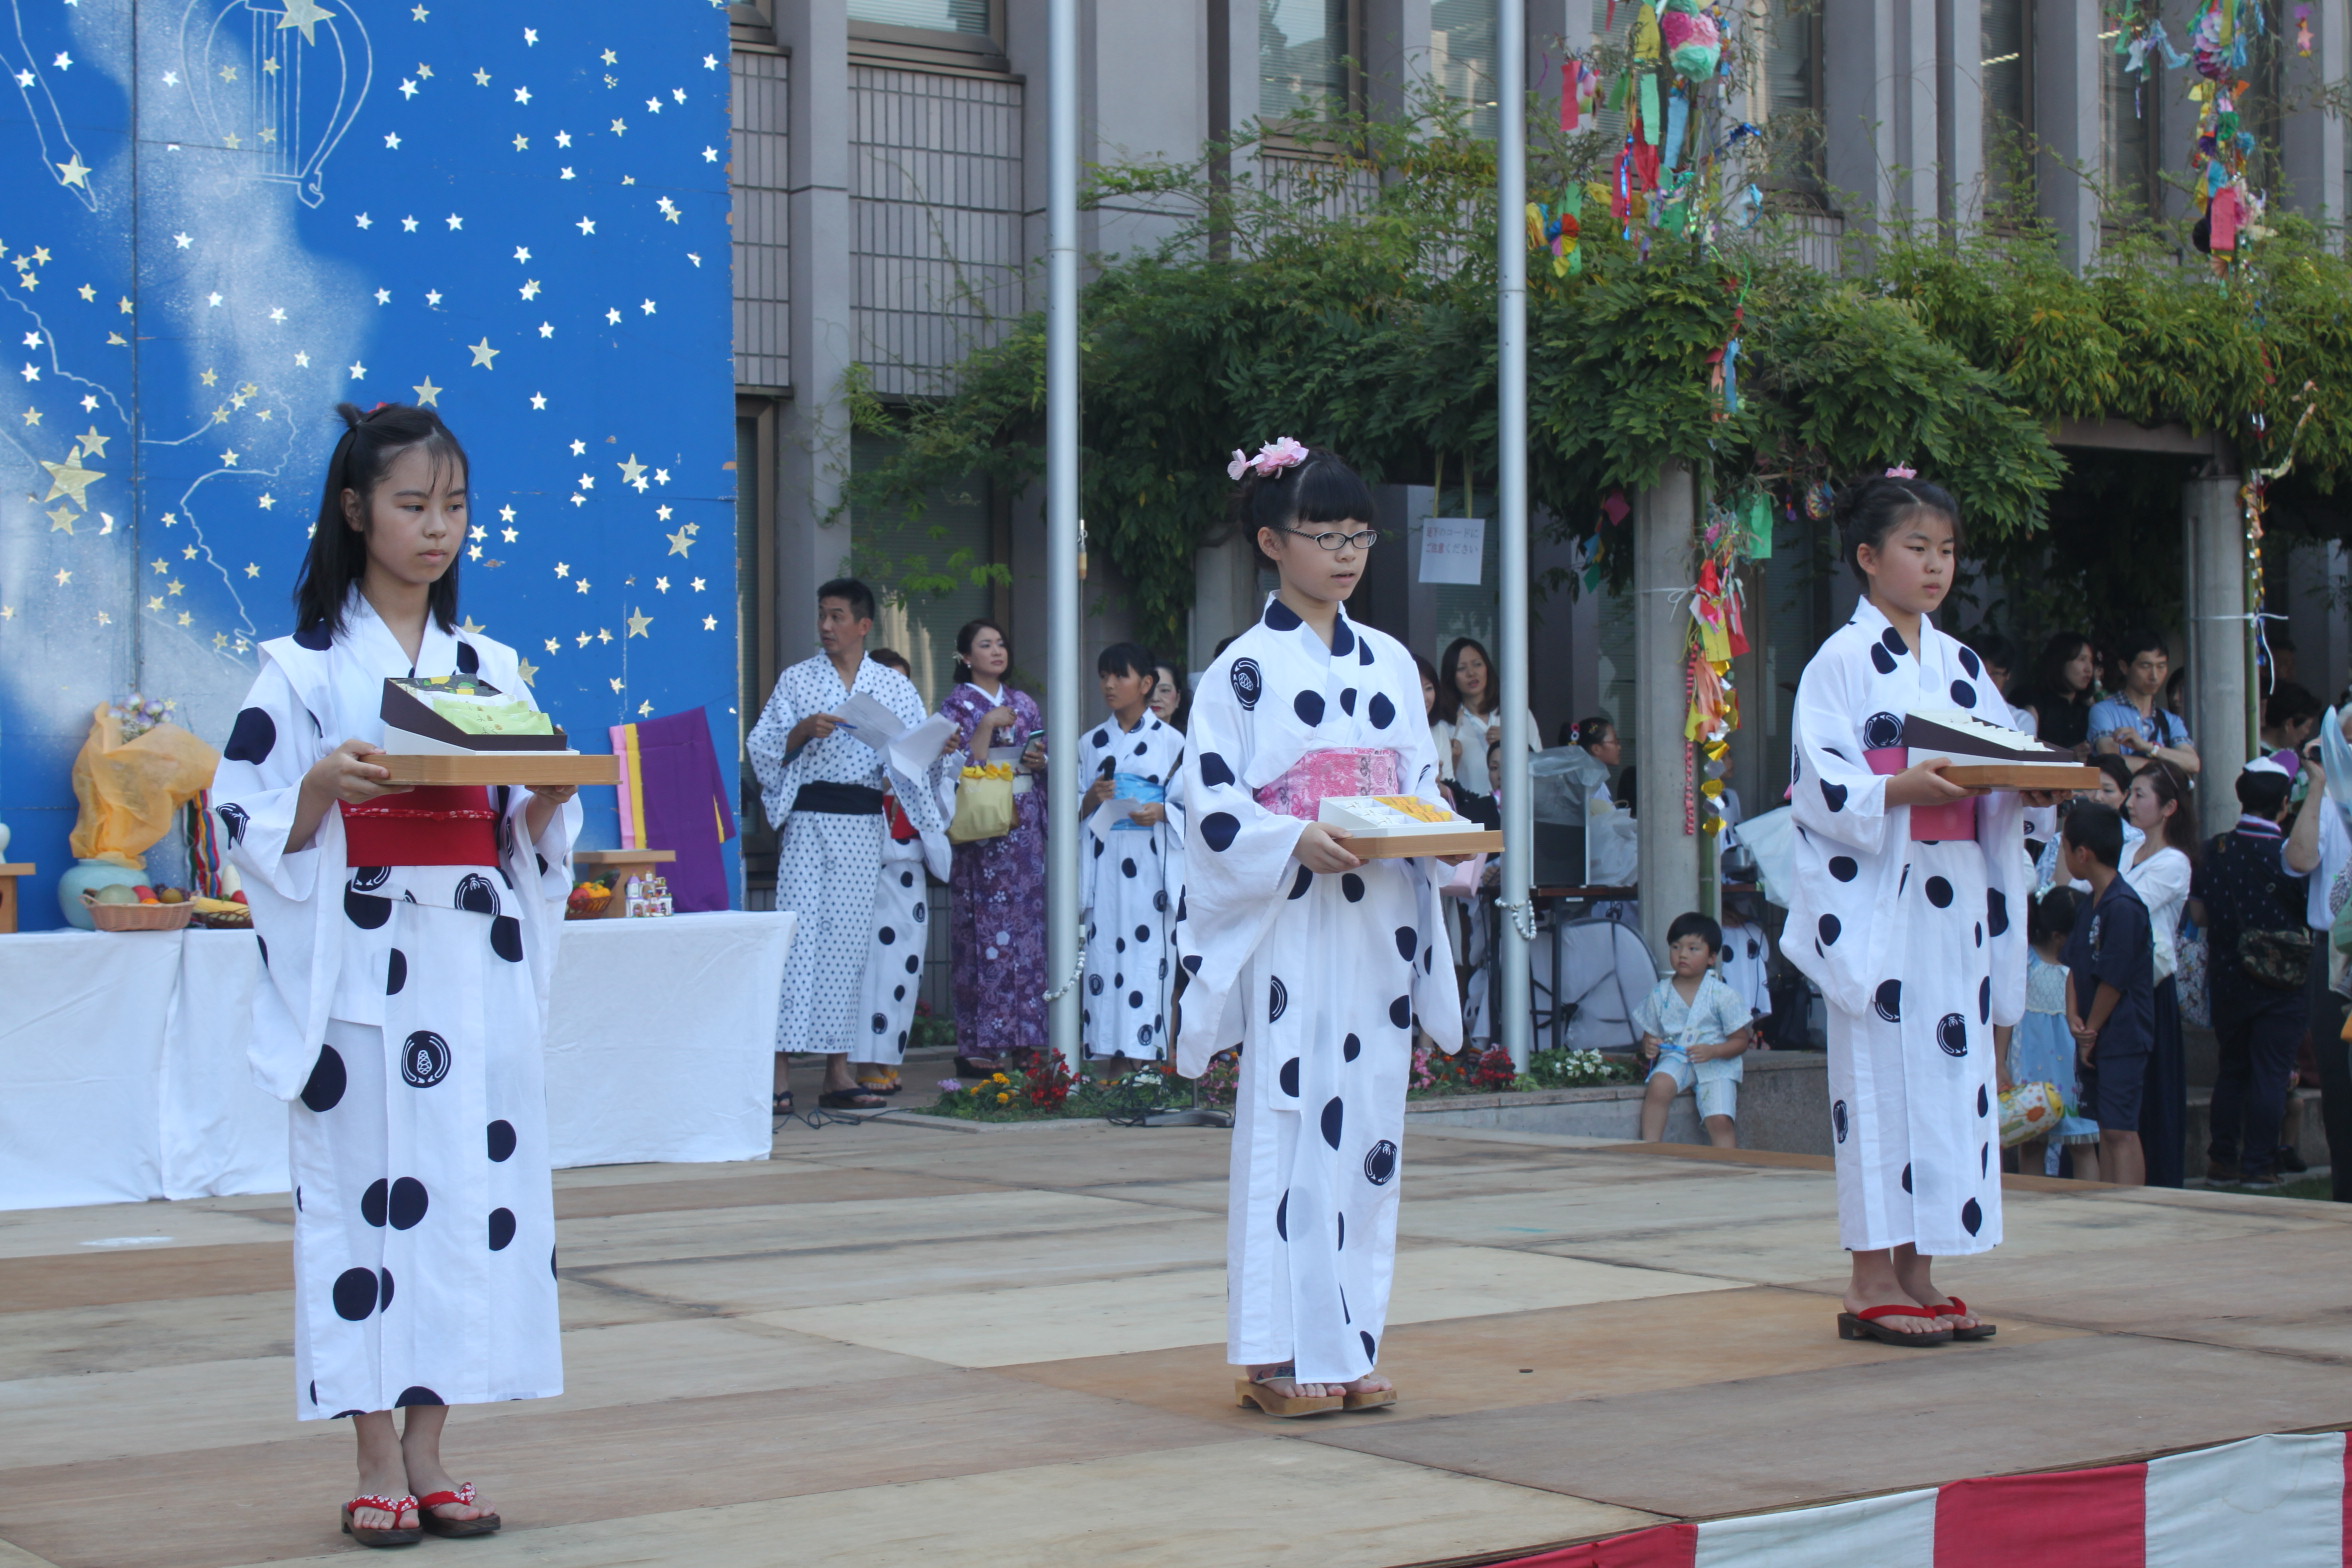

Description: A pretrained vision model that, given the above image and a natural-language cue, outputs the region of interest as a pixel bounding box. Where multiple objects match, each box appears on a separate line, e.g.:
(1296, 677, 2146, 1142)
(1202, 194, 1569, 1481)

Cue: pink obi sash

(1866, 749, 1977, 842)
(1253, 747, 1401, 821)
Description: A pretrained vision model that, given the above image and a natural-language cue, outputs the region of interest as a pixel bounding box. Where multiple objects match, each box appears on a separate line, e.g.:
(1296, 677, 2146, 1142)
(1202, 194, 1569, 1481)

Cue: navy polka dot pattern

(488, 1208, 517, 1251)
(489, 917, 524, 963)
(1829, 856, 1859, 881)
(332, 1267, 382, 1321)
(1341, 873, 1365, 902)
(1201, 813, 1239, 852)
(1289, 866, 1315, 900)
(224, 707, 277, 764)
(300, 1045, 348, 1112)
(1873, 979, 1901, 1022)
(1368, 692, 1395, 729)
(487, 1120, 517, 1161)
(1320, 1097, 1345, 1149)
(388, 1177, 429, 1230)
(215, 801, 250, 849)
(1199, 752, 1235, 788)
(386, 949, 408, 994)
(1294, 690, 1326, 727)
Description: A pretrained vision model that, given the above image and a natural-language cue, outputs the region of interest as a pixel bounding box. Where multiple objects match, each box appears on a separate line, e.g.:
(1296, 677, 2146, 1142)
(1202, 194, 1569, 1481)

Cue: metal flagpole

(1495, 0, 1533, 1071)
(1044, 0, 1083, 1071)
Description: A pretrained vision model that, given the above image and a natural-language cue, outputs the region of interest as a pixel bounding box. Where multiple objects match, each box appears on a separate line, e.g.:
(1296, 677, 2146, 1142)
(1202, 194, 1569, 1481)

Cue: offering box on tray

(1317, 795, 1503, 859)
(1902, 704, 2101, 791)
(375, 676, 618, 789)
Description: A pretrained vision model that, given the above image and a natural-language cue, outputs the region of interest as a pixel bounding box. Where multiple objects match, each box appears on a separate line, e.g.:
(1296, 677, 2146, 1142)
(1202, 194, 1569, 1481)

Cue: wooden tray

(374, 753, 618, 788)
(1338, 828, 1503, 860)
(1940, 764, 2103, 790)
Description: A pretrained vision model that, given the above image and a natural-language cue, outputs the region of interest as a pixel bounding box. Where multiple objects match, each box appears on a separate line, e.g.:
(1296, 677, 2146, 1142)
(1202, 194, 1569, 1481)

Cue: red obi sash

(1864, 749, 1978, 842)
(341, 786, 499, 867)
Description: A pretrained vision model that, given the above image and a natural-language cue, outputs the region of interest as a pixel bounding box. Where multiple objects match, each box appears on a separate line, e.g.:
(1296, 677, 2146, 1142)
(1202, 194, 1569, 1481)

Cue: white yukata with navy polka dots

(1786, 600, 2030, 1258)
(212, 593, 579, 1420)
(1079, 710, 1187, 1060)
(747, 655, 950, 1057)
(1177, 597, 1461, 1387)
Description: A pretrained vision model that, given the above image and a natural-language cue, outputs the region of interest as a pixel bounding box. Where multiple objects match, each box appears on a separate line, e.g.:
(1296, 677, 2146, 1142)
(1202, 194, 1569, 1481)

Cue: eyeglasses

(1286, 526, 1380, 551)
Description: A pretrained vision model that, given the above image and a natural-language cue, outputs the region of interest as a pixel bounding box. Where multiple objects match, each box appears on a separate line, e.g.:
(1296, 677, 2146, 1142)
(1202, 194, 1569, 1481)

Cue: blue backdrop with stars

(0, 0, 740, 926)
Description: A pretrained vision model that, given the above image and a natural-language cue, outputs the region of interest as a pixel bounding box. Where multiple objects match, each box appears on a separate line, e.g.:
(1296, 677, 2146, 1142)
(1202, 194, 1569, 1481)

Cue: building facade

(725, 0, 2352, 902)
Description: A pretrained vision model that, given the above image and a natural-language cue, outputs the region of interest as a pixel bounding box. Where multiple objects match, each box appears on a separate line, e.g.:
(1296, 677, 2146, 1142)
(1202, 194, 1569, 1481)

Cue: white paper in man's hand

(831, 692, 908, 751)
(888, 713, 958, 781)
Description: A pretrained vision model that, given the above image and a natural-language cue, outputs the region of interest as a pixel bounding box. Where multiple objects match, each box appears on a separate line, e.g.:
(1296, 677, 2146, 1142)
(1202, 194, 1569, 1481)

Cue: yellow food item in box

(429, 696, 554, 736)
(1374, 795, 1453, 823)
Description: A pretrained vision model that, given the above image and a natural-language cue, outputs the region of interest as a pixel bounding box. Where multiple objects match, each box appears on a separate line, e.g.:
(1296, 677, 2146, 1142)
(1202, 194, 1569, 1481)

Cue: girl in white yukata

(1079, 641, 1187, 1064)
(215, 404, 581, 1546)
(1787, 472, 2046, 1349)
(1176, 440, 1465, 1418)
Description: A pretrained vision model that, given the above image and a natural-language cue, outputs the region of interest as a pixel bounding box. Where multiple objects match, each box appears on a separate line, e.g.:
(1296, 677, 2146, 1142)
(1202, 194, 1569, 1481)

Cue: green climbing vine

(844, 98, 2352, 648)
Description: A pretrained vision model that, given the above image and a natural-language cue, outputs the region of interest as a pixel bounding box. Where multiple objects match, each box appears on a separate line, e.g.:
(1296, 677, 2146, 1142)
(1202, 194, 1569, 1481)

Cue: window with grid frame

(846, 0, 992, 37)
(1260, 0, 1358, 126)
(1761, 0, 1825, 202)
(1982, 0, 2035, 212)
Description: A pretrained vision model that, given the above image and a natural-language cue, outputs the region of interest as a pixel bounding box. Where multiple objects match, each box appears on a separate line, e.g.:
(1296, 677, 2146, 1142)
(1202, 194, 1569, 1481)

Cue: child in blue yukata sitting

(1636, 911, 1755, 1149)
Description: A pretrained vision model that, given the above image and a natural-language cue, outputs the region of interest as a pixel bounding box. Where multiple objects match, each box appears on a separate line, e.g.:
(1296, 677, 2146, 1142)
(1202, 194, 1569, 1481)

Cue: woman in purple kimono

(940, 619, 1049, 1075)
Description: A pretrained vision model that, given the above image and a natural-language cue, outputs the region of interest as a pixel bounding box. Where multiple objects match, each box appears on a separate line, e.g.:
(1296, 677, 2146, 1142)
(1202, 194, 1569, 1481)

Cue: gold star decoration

(702, 615, 717, 630)
(543, 638, 559, 654)
(516, 658, 538, 686)
(626, 608, 652, 638)
(467, 338, 498, 369)
(244, 562, 260, 578)
(77, 283, 94, 301)
(148, 595, 165, 612)
(276, 0, 334, 47)
(412, 375, 442, 406)
(617, 453, 646, 485)
(609, 677, 624, 694)
(53, 568, 71, 586)
(638, 701, 654, 717)
(168, 579, 184, 596)
(654, 576, 669, 593)
(74, 424, 108, 457)
(665, 527, 693, 557)
(48, 503, 76, 532)
(39, 451, 102, 507)
(214, 632, 229, 649)
(461, 616, 487, 634)
(178, 612, 191, 626)
(56, 154, 91, 187)
(200, 367, 218, 386)
(20, 406, 37, 426)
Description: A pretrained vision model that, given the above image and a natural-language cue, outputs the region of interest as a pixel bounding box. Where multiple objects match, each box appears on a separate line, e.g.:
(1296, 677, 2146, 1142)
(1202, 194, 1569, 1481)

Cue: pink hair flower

(1228, 437, 1311, 481)
(1884, 464, 1917, 479)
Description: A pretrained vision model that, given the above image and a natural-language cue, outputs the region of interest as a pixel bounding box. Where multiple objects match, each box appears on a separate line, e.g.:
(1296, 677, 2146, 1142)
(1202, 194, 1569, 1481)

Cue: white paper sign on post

(1419, 515, 1486, 586)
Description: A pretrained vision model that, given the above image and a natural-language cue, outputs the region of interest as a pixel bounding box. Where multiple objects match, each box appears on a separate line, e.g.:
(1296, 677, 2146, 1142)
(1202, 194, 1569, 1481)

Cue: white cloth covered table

(0, 912, 794, 1210)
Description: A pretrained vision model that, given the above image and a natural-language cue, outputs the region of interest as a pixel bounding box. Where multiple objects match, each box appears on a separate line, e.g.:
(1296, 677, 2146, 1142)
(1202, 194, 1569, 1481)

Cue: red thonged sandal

(416, 1482, 502, 1538)
(339, 1493, 422, 1548)
(1931, 1296, 1997, 1341)
(1835, 1304, 1953, 1347)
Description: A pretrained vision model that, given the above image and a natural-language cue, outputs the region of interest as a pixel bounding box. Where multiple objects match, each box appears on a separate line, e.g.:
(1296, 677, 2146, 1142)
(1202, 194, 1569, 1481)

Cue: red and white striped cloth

(1494, 1432, 2351, 1568)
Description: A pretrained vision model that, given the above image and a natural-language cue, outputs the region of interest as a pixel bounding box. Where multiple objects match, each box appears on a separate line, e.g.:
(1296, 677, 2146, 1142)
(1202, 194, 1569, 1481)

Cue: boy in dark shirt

(2061, 802, 2155, 1187)
(2190, 760, 2312, 1186)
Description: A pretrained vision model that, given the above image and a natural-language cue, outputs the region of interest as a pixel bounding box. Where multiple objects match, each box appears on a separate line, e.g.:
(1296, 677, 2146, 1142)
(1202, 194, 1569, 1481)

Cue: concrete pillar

(1635, 462, 1699, 968)
(1936, 0, 1986, 233)
(775, 0, 852, 654)
(1191, 530, 1262, 674)
(2280, 0, 2348, 222)
(1822, 0, 1938, 233)
(2032, 0, 2102, 267)
(1364, 0, 1434, 125)
(2184, 458, 2250, 838)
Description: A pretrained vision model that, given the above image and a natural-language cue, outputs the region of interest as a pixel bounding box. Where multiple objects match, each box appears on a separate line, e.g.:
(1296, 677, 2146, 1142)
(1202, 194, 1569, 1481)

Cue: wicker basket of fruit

(82, 887, 196, 932)
(565, 881, 613, 920)
(192, 895, 253, 929)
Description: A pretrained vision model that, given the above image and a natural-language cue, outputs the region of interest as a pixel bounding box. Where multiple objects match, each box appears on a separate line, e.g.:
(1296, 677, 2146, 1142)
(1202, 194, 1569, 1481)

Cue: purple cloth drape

(610, 707, 736, 912)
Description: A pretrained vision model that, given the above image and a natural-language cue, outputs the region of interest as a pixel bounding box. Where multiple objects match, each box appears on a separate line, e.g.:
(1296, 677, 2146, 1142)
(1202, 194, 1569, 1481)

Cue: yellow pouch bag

(949, 763, 1016, 844)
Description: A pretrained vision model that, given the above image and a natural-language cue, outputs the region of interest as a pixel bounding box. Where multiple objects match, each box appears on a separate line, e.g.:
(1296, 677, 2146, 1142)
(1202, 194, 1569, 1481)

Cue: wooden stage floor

(3, 1117, 2348, 1568)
